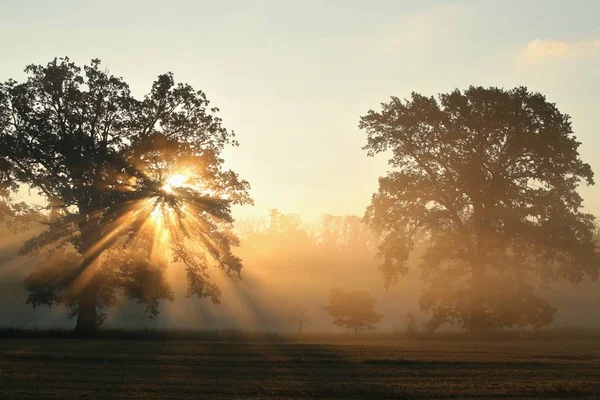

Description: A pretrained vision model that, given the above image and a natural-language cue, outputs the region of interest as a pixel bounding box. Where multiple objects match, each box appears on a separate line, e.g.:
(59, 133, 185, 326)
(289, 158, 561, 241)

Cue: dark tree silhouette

(324, 288, 382, 334)
(0, 58, 251, 334)
(360, 86, 600, 332)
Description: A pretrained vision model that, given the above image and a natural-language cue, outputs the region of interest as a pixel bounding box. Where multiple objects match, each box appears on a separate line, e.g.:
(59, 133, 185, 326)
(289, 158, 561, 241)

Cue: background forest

(1, 210, 598, 332)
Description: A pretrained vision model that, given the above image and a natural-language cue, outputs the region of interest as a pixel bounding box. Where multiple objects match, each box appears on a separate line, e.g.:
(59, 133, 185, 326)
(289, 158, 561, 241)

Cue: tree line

(1, 58, 598, 334)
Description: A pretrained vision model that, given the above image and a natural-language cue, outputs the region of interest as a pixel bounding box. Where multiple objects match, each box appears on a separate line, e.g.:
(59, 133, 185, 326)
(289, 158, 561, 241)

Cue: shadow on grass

(1, 328, 600, 398)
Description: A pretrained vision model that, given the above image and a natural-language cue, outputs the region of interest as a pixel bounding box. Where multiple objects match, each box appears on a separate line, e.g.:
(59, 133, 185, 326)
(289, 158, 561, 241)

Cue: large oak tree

(360, 86, 599, 331)
(0, 58, 251, 333)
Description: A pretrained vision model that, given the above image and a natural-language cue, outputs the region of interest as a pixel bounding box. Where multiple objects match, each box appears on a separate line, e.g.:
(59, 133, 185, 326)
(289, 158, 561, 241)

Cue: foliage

(360, 86, 600, 331)
(324, 288, 382, 333)
(0, 57, 251, 330)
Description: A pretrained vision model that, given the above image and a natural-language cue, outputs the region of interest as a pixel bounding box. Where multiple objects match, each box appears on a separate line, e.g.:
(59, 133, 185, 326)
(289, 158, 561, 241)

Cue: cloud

(523, 36, 600, 63)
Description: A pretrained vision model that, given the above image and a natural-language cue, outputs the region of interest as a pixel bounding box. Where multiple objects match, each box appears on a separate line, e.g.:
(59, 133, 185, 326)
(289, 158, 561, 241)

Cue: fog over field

(2, 215, 598, 332)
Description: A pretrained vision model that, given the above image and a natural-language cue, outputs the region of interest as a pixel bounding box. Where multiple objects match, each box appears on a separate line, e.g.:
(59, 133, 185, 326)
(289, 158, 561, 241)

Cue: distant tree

(234, 211, 384, 329)
(404, 311, 418, 335)
(317, 214, 379, 252)
(288, 304, 308, 334)
(361, 86, 600, 332)
(0, 58, 251, 334)
(324, 288, 382, 334)
(266, 209, 307, 238)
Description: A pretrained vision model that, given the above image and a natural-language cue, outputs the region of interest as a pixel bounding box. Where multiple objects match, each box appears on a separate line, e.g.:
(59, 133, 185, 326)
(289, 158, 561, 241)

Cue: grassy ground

(2, 327, 599, 341)
(0, 337, 599, 399)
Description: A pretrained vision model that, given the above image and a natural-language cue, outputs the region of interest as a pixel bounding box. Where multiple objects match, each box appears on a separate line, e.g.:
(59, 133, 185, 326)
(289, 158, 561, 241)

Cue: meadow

(1, 332, 599, 399)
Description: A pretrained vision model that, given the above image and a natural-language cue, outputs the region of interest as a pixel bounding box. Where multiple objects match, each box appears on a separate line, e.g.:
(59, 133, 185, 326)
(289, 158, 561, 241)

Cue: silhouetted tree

(361, 86, 599, 332)
(288, 304, 308, 334)
(324, 288, 382, 334)
(0, 58, 251, 334)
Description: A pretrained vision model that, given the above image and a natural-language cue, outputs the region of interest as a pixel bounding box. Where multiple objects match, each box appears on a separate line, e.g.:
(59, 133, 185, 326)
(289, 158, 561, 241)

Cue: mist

(2, 210, 598, 332)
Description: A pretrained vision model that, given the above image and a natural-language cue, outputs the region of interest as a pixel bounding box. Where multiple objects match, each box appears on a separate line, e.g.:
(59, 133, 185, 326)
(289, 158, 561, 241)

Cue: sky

(1, 0, 599, 222)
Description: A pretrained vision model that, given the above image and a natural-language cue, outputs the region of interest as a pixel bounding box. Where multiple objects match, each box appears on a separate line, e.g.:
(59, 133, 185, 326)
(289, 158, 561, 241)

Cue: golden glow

(69, 168, 226, 313)
(162, 174, 189, 194)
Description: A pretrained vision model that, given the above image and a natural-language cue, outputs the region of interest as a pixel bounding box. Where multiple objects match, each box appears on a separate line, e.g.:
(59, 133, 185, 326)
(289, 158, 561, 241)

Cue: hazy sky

(1, 0, 599, 222)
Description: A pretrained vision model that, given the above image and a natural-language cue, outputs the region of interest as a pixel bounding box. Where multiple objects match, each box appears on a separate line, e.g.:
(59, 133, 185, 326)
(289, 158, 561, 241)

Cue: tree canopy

(360, 86, 600, 331)
(324, 288, 382, 333)
(0, 57, 252, 332)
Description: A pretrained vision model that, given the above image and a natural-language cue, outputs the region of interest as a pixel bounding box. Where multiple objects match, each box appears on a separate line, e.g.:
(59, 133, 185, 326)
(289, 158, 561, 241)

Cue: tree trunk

(74, 215, 103, 336)
(74, 287, 99, 336)
(470, 200, 486, 333)
(469, 263, 486, 332)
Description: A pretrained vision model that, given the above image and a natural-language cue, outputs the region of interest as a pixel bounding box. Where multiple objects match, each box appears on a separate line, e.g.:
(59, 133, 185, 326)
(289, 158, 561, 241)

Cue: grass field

(1, 337, 599, 399)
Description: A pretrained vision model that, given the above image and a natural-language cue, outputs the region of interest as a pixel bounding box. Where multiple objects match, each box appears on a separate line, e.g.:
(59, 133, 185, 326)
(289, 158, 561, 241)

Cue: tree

(403, 311, 418, 335)
(0, 58, 251, 334)
(360, 86, 600, 332)
(324, 288, 382, 334)
(317, 214, 379, 252)
(288, 304, 308, 334)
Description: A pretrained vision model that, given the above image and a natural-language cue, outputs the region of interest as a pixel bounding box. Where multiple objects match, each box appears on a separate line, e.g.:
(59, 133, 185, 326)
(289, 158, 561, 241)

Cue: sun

(162, 174, 188, 194)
